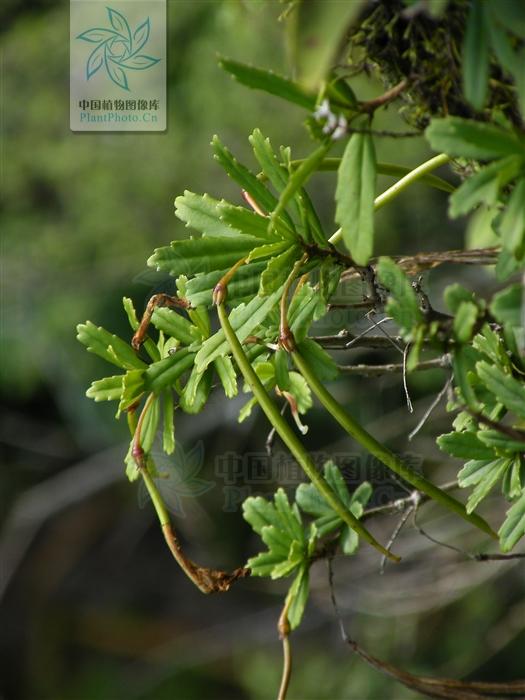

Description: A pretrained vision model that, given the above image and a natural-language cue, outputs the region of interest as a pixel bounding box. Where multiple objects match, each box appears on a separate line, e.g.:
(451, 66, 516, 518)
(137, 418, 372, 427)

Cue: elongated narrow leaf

(86, 375, 124, 402)
(376, 258, 422, 334)
(144, 348, 196, 394)
(453, 301, 479, 343)
(195, 287, 283, 371)
(499, 491, 525, 552)
(425, 117, 524, 160)
(211, 135, 279, 216)
(140, 395, 160, 453)
(185, 261, 267, 307)
(476, 361, 525, 418)
(147, 235, 265, 278)
(179, 365, 213, 414)
(463, 0, 489, 109)
(77, 322, 146, 370)
(500, 177, 525, 256)
(466, 458, 510, 513)
(162, 390, 175, 454)
(437, 431, 495, 460)
(452, 346, 482, 410)
(219, 57, 316, 110)
(214, 355, 238, 398)
(335, 133, 376, 266)
(449, 156, 522, 218)
(175, 191, 241, 238)
(270, 142, 331, 230)
(151, 307, 199, 346)
(218, 202, 282, 241)
(260, 245, 302, 295)
(490, 284, 523, 328)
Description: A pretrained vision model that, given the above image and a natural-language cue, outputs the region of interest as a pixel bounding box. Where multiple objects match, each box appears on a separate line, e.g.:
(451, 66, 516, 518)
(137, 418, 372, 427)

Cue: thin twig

(402, 343, 414, 413)
(277, 599, 292, 700)
(338, 357, 450, 376)
(409, 375, 453, 441)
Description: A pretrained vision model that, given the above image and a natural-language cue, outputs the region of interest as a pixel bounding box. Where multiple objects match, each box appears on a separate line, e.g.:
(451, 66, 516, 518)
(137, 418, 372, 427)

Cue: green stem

(217, 302, 400, 562)
(290, 158, 455, 193)
(292, 350, 497, 539)
(329, 153, 452, 246)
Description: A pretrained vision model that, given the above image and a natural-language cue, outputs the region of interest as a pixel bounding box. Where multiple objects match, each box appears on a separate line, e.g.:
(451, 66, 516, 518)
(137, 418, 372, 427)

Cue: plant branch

(329, 153, 451, 246)
(359, 78, 409, 112)
(277, 598, 292, 700)
(338, 356, 450, 376)
(217, 302, 399, 562)
(291, 350, 497, 540)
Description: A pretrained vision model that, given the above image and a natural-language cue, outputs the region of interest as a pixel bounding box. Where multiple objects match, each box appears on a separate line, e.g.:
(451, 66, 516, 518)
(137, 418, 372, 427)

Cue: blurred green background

(1, 1, 523, 699)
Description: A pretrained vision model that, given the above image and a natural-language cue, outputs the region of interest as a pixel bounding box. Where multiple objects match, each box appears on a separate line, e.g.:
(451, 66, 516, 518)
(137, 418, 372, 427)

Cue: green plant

(77, 1, 525, 697)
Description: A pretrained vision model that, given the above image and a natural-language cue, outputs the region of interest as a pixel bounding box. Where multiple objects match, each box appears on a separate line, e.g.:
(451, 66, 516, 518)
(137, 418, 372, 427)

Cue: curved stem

(292, 350, 497, 540)
(277, 599, 292, 700)
(217, 303, 399, 561)
(329, 153, 451, 246)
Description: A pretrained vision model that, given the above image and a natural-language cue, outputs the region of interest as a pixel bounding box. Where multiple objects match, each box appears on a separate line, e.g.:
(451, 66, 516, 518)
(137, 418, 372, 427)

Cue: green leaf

(490, 284, 523, 328)
(472, 324, 509, 367)
(285, 565, 310, 630)
(465, 457, 511, 513)
(452, 346, 481, 410)
(270, 142, 331, 231)
(500, 178, 525, 256)
(260, 245, 302, 295)
(195, 287, 283, 371)
(218, 57, 316, 110)
(449, 156, 522, 218)
(477, 430, 525, 454)
(288, 372, 312, 415)
(476, 361, 525, 418)
(211, 135, 282, 218)
(425, 117, 524, 160)
(118, 369, 146, 413)
(175, 191, 241, 238)
(77, 322, 146, 370)
(296, 339, 338, 382)
(140, 396, 160, 453)
(144, 348, 196, 394)
(86, 375, 123, 402)
(248, 240, 290, 262)
(335, 132, 376, 266)
(453, 301, 479, 343)
(151, 308, 198, 346)
(185, 261, 267, 308)
(458, 458, 498, 488)
(499, 490, 525, 552)
(214, 355, 238, 398)
(274, 349, 291, 392)
(288, 284, 327, 344)
(162, 390, 175, 454)
(376, 258, 422, 334)
(437, 431, 495, 460)
(491, 1, 525, 39)
(147, 235, 265, 278)
(444, 284, 476, 314)
(463, 0, 489, 110)
(503, 455, 525, 499)
(179, 365, 213, 414)
(218, 202, 285, 241)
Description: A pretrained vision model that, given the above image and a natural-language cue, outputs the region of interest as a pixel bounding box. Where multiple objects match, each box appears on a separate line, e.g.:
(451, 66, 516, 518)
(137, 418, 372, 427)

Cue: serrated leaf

(219, 57, 316, 110)
(248, 240, 290, 262)
(76, 321, 146, 370)
(452, 346, 482, 410)
(185, 261, 267, 308)
(195, 287, 283, 371)
(437, 431, 496, 460)
(453, 301, 479, 343)
(458, 459, 497, 487)
(144, 348, 196, 394)
(270, 142, 331, 232)
(376, 258, 422, 334)
(140, 396, 160, 453)
(463, 0, 489, 110)
(425, 117, 524, 160)
(179, 365, 212, 414)
(288, 372, 312, 414)
(151, 307, 198, 346)
(218, 202, 283, 241)
(260, 246, 302, 295)
(288, 284, 326, 344)
(286, 565, 310, 630)
(449, 156, 522, 218)
(444, 284, 476, 313)
(147, 235, 265, 278)
(500, 178, 525, 256)
(477, 430, 525, 454)
(175, 191, 242, 238)
(335, 132, 376, 266)
(499, 490, 525, 551)
(212, 355, 237, 399)
(465, 458, 511, 513)
(118, 369, 146, 413)
(86, 375, 124, 402)
(490, 284, 523, 328)
(476, 361, 525, 418)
